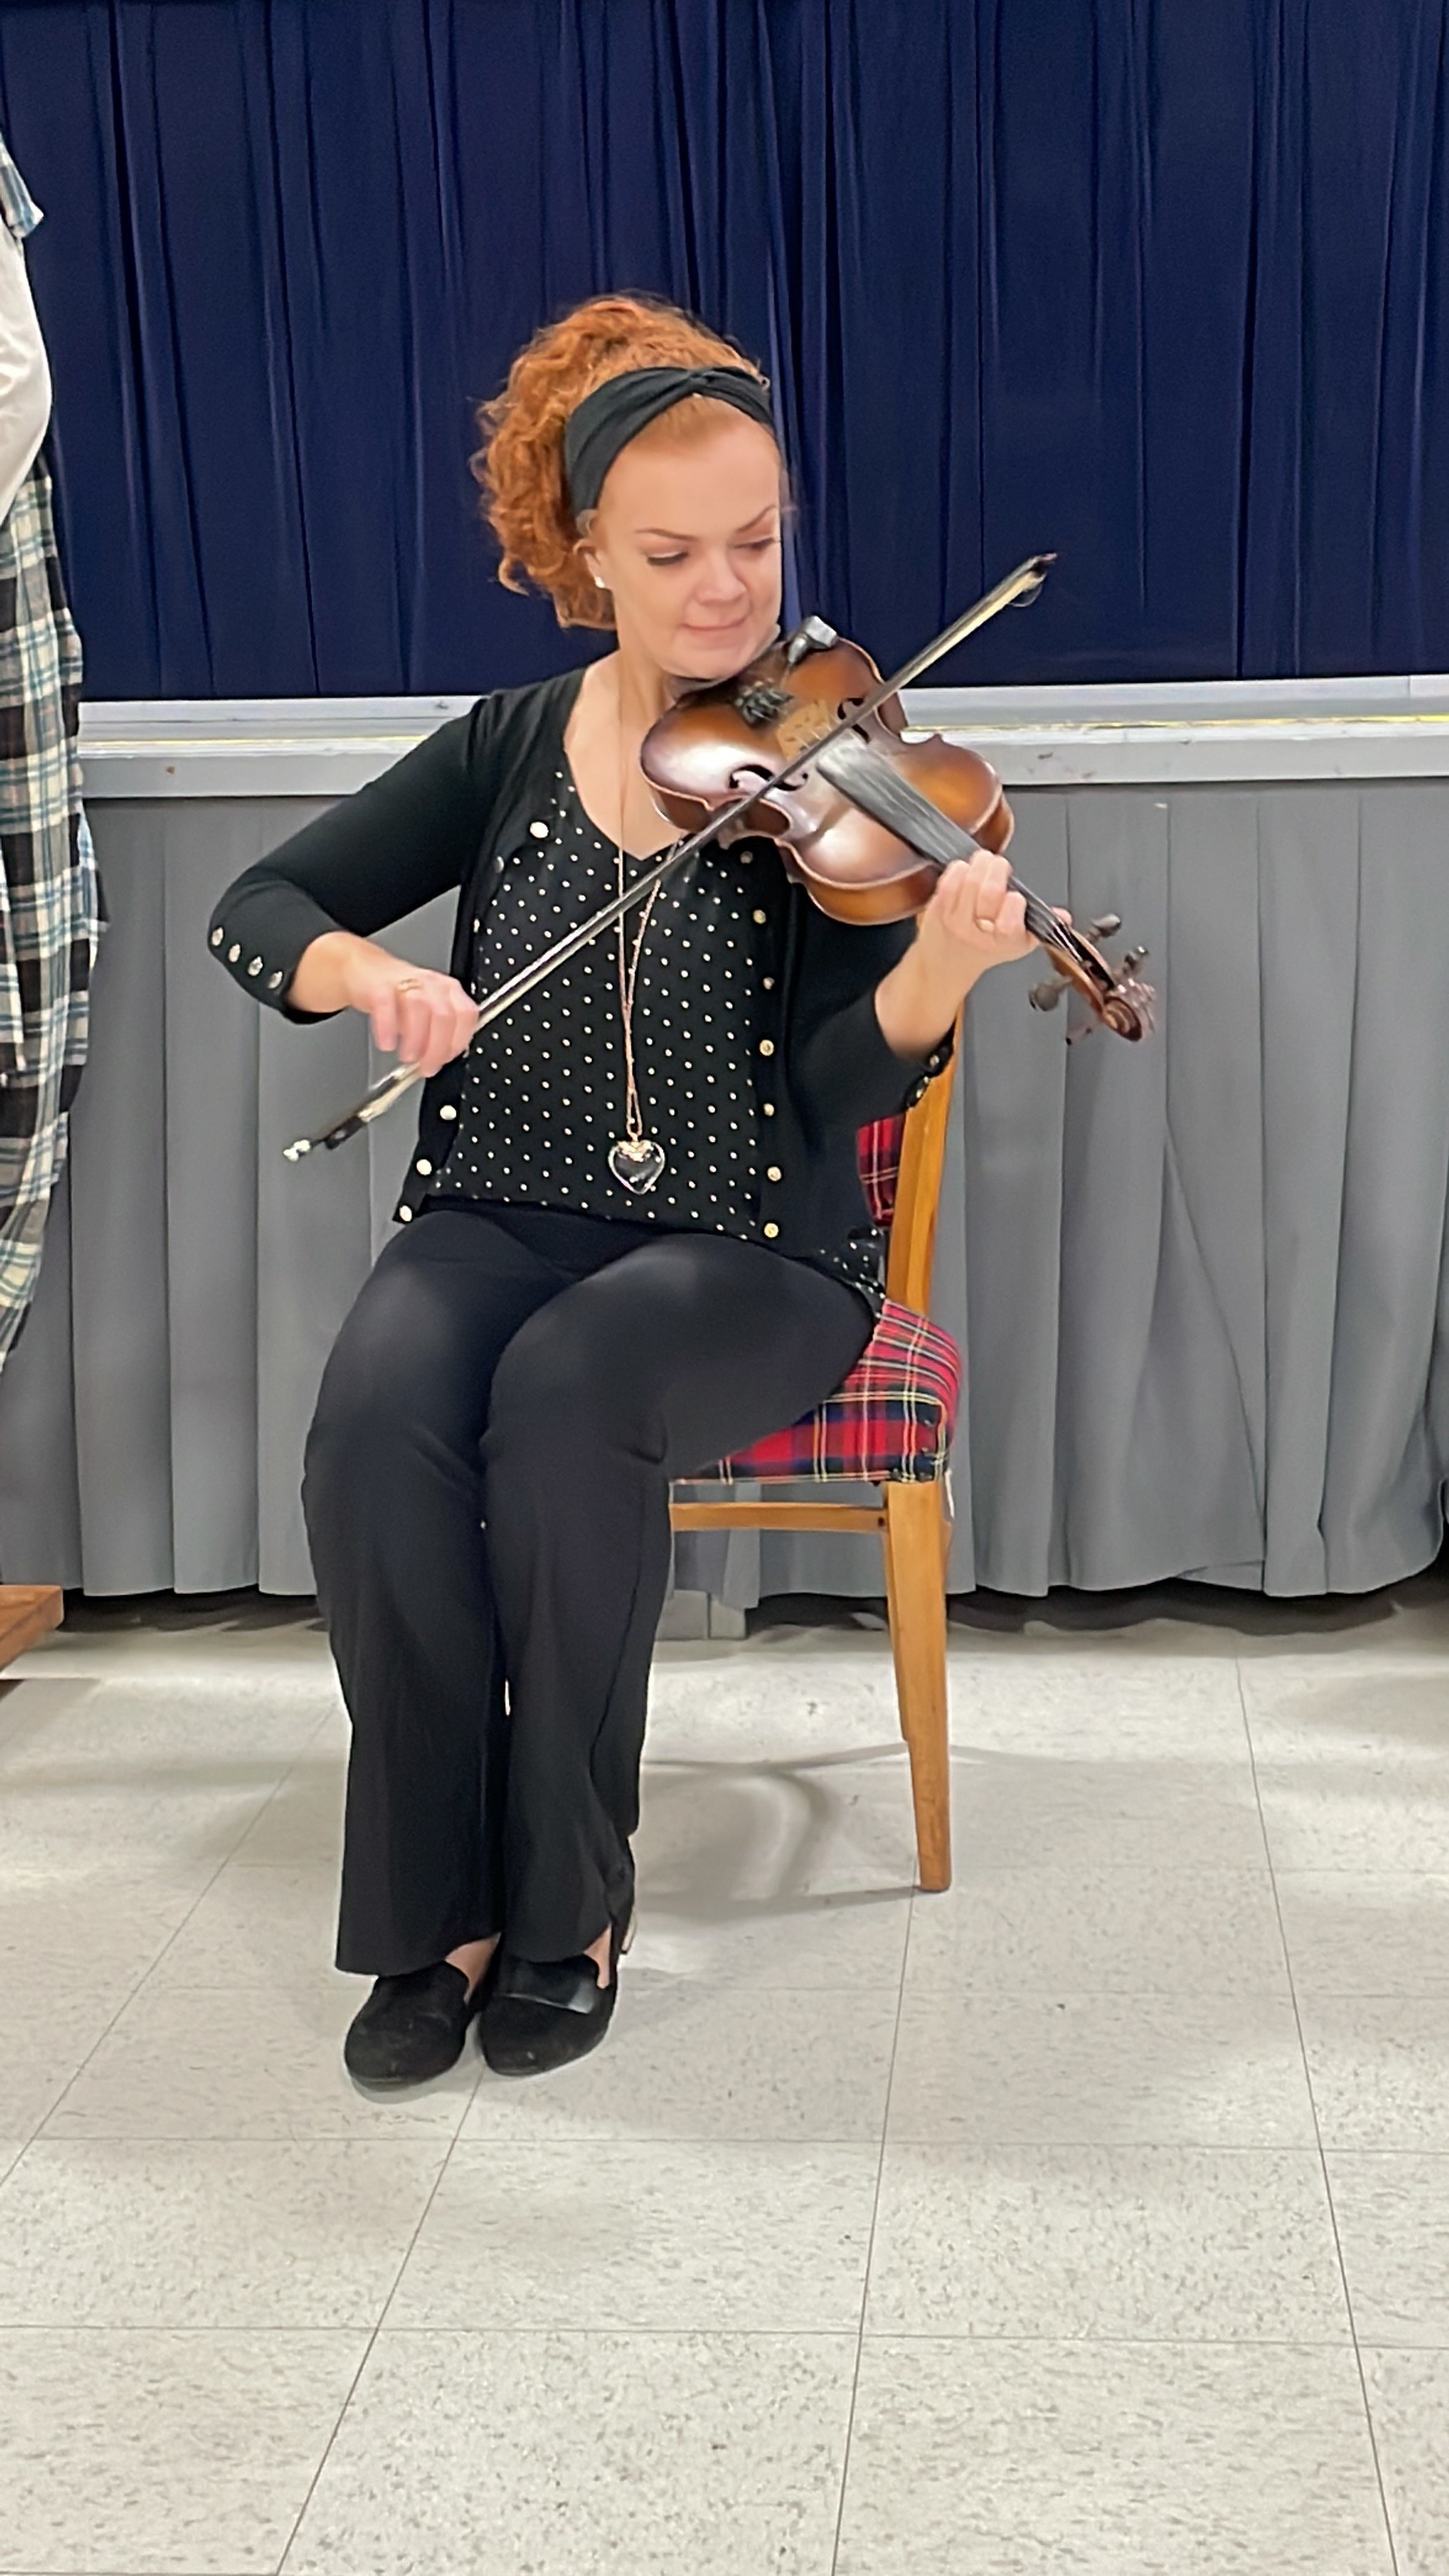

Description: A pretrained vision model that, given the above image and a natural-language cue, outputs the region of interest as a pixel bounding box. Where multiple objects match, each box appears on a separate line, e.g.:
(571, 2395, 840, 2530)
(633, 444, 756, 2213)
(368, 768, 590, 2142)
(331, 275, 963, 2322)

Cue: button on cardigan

(208, 669, 953, 1282)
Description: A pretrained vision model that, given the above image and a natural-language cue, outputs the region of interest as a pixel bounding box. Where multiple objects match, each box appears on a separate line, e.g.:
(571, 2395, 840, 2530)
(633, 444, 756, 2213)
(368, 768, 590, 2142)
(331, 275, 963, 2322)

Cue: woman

(210, 294, 1035, 2088)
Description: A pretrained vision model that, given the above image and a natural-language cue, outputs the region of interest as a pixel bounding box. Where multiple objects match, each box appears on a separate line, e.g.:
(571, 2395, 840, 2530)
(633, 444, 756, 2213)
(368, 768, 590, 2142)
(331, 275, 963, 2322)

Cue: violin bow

(283, 553, 1056, 1159)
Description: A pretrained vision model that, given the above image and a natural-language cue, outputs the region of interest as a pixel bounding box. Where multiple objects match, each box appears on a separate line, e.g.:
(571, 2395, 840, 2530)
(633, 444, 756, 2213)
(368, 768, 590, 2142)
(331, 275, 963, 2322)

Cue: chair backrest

(856, 1017, 962, 1315)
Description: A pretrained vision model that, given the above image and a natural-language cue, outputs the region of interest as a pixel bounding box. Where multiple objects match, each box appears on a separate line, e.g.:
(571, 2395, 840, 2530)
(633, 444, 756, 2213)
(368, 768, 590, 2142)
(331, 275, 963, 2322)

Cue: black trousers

(303, 1202, 870, 1973)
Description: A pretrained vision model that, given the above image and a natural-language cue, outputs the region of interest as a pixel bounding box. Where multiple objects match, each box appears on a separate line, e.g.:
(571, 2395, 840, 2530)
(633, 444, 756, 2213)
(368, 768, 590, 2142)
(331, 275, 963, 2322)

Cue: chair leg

(882, 1480, 952, 1892)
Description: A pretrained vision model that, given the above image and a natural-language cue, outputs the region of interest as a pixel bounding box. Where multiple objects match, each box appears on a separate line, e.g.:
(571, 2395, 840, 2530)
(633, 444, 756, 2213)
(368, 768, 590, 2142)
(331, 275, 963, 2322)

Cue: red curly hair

(474, 293, 772, 630)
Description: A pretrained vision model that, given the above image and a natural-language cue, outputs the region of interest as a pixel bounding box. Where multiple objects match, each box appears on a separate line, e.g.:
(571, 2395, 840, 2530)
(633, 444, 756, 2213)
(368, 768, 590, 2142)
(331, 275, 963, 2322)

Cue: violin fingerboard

(809, 732, 1121, 1002)
(812, 735, 978, 866)
(1016, 888, 1113, 984)
(1019, 892, 1065, 944)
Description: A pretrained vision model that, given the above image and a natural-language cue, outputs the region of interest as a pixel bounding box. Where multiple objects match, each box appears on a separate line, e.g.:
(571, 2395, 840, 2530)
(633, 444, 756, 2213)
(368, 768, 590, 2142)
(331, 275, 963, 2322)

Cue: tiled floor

(4, 1580, 1449, 2572)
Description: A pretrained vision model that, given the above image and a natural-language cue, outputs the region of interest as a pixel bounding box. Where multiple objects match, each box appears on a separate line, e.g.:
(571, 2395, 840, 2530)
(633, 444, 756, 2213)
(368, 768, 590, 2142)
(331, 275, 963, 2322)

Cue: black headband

(563, 364, 776, 517)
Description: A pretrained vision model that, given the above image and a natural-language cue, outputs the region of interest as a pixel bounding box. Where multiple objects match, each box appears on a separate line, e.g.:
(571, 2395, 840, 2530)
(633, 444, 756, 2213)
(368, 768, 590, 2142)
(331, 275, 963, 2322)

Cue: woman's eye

(645, 553, 687, 568)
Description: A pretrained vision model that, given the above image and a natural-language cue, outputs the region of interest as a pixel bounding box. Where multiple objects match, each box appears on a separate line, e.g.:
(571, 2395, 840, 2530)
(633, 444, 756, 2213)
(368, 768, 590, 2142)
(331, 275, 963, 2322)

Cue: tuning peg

(1030, 978, 1066, 1013)
(1122, 946, 1148, 972)
(1089, 912, 1122, 941)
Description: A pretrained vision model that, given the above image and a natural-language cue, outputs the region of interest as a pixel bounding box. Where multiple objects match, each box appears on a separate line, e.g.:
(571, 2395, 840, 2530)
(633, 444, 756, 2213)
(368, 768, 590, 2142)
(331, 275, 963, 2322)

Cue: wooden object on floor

(672, 1024, 962, 1893)
(0, 1583, 63, 1671)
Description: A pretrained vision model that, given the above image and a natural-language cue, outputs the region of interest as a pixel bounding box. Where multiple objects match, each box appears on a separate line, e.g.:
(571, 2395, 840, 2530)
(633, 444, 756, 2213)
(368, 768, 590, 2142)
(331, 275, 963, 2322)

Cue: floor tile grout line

(271, 2061, 486, 2575)
(272, 1968, 499, 2576)
(269, 2322, 386, 2575)
(68, 1975, 1301, 1996)
(7, 1669, 447, 2576)
(224, 1708, 353, 1874)
(829, 1870, 915, 2576)
(208, 1700, 342, 1874)
(10, 2128, 1348, 2149)
(11, 1825, 290, 2158)
(0, 2323, 1420, 2347)
(1235, 1654, 1403, 2576)
(9, 1695, 345, 2156)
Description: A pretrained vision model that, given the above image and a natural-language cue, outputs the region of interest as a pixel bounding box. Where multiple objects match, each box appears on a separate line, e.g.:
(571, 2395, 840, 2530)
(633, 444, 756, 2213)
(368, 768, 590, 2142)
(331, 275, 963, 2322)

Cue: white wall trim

(76, 678, 1449, 797)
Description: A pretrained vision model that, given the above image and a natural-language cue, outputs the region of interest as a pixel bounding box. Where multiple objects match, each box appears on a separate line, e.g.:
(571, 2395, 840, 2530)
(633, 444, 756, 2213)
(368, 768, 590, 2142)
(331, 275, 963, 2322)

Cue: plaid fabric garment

(693, 1113, 963, 1486)
(857, 1113, 905, 1225)
(0, 140, 101, 1364)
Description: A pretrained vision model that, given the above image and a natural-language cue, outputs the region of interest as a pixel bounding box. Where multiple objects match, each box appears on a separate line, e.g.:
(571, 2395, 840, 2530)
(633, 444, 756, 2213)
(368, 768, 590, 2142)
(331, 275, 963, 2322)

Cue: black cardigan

(208, 670, 951, 1251)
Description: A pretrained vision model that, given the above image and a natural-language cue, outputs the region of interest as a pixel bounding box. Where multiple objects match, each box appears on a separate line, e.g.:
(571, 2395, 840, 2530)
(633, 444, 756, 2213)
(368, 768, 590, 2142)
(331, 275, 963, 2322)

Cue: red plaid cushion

(858, 1115, 905, 1226)
(696, 1296, 960, 1485)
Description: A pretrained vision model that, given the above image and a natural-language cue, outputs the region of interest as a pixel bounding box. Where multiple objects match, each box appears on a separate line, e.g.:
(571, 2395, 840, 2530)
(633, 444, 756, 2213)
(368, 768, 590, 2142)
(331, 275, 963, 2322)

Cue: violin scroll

(1030, 933, 1154, 1043)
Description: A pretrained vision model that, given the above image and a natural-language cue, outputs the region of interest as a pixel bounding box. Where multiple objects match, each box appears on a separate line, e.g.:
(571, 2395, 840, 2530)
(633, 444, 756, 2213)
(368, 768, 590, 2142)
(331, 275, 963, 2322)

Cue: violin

(640, 615, 1153, 1042)
(285, 556, 1153, 1160)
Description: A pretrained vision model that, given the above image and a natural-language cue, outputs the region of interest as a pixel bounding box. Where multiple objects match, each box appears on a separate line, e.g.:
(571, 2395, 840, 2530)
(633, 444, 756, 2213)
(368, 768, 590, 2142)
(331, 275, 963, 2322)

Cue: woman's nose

(692, 550, 749, 603)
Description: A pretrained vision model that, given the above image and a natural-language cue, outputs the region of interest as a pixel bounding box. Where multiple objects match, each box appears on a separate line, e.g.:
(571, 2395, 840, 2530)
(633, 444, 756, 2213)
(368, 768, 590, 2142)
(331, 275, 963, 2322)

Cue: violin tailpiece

(734, 618, 842, 725)
(733, 677, 791, 727)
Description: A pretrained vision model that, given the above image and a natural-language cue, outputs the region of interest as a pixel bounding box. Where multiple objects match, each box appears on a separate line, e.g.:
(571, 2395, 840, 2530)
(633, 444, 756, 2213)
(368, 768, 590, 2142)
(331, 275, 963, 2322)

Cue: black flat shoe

(479, 1909, 632, 2080)
(344, 1959, 485, 2089)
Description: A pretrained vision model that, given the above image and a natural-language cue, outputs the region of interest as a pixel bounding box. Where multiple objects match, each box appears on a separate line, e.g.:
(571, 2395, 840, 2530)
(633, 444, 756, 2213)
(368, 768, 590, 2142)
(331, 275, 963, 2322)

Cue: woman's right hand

(290, 931, 480, 1078)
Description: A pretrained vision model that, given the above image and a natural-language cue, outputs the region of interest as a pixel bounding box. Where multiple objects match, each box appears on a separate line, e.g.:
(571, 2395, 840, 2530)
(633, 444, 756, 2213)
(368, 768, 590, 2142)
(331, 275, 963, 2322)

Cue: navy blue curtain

(2, 0, 1447, 697)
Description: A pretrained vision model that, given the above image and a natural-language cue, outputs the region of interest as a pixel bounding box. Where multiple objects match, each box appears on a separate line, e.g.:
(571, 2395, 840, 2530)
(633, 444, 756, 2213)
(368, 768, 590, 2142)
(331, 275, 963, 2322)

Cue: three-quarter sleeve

(207, 697, 499, 1014)
(788, 904, 952, 1133)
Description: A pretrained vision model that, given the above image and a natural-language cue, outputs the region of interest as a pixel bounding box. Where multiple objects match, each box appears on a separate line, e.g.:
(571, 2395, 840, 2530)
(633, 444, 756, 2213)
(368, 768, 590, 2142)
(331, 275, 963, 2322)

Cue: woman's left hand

(874, 849, 1040, 1061)
(915, 851, 1035, 986)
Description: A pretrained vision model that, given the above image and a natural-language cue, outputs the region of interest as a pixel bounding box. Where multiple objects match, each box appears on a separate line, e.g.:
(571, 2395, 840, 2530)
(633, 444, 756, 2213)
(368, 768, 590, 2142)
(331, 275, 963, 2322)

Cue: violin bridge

(775, 699, 837, 763)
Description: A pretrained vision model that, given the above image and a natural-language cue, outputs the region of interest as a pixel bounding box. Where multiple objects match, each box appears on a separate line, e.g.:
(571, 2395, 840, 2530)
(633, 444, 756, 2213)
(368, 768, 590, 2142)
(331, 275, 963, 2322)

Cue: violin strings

(814, 732, 1127, 990)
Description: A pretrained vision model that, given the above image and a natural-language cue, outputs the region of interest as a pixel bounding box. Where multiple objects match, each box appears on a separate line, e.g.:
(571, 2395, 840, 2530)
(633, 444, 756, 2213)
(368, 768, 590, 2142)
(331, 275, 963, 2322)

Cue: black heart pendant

(608, 1136, 667, 1195)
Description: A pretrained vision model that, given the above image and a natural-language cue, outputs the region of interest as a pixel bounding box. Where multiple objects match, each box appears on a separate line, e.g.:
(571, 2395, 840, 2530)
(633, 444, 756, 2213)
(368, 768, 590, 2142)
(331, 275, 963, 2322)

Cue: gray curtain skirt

(4, 779, 1448, 1602)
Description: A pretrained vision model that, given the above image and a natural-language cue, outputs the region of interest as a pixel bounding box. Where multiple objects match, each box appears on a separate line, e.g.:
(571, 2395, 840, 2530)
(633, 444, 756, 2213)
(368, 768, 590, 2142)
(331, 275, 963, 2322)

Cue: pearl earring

(593, 574, 607, 589)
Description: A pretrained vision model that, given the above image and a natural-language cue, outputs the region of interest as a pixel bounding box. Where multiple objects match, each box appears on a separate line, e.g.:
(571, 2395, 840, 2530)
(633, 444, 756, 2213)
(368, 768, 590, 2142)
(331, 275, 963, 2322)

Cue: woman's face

(581, 412, 783, 683)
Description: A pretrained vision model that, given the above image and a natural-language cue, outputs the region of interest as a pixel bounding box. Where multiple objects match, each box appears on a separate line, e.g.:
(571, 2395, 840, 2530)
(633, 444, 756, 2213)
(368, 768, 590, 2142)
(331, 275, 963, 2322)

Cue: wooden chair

(672, 1039, 962, 1889)
(0, 1584, 63, 1672)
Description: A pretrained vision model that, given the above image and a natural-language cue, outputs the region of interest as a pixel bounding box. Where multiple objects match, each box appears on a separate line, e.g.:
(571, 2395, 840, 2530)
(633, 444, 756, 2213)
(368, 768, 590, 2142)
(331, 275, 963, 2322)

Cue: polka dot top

(429, 772, 886, 1314)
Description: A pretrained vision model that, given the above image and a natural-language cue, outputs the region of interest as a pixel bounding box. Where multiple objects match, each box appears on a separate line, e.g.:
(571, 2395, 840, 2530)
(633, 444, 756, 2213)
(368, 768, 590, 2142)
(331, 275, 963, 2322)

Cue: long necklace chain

(615, 842, 662, 1146)
(607, 731, 667, 1193)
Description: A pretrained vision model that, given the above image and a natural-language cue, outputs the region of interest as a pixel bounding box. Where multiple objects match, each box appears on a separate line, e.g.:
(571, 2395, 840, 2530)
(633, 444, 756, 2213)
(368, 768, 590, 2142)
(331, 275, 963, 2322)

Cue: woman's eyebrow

(633, 505, 779, 540)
